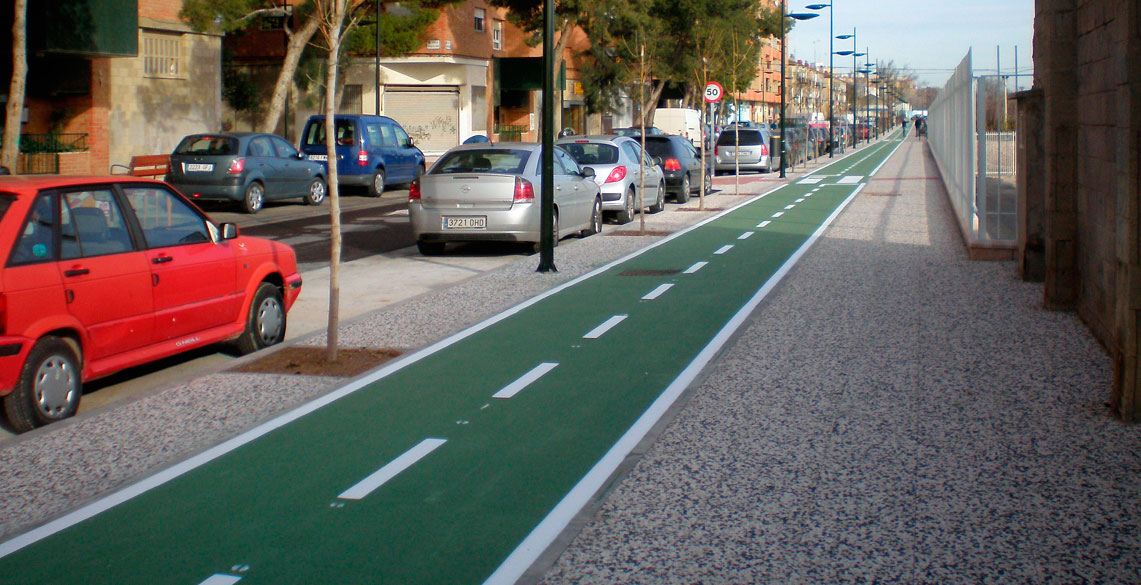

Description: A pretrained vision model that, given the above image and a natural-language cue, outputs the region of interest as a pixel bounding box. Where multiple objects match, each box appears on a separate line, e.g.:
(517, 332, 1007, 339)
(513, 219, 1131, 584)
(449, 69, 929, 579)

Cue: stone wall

(1026, 0, 1140, 420)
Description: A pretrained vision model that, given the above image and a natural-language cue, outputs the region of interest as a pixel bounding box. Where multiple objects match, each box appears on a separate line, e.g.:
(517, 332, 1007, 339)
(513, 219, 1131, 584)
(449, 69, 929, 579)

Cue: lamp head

(788, 12, 820, 20)
(835, 34, 854, 40)
(806, 3, 830, 9)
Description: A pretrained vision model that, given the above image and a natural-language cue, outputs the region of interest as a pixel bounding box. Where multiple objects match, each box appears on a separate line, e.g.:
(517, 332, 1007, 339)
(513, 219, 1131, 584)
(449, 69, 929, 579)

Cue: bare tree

(312, 0, 360, 362)
(1, 0, 26, 172)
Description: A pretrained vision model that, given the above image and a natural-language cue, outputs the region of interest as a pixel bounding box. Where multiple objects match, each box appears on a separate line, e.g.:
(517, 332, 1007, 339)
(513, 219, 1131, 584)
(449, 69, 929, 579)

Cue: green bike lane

(2, 134, 903, 585)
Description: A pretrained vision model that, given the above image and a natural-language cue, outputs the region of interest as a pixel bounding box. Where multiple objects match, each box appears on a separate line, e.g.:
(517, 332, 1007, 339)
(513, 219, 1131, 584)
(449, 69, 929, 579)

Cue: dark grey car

(168, 132, 328, 214)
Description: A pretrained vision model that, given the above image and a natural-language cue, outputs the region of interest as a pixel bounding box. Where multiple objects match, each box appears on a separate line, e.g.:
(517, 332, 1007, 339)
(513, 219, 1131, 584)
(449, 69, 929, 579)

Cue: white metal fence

(928, 50, 1018, 246)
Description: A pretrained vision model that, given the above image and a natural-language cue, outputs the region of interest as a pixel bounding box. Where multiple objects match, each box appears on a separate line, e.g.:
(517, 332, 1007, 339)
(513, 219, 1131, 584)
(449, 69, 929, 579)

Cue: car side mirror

(403, 137, 414, 148)
(653, 156, 662, 166)
(580, 166, 596, 179)
(221, 223, 239, 240)
(296, 152, 306, 159)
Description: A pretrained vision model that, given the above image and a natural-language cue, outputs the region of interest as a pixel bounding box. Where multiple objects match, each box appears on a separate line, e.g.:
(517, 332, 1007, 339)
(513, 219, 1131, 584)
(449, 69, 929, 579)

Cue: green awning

(29, 0, 139, 57)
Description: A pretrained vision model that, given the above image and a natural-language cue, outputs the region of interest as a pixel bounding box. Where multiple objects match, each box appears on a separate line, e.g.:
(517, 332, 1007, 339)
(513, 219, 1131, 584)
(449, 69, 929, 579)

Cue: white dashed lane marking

(642, 284, 674, 300)
(714, 245, 734, 255)
(772, 211, 785, 218)
(738, 232, 754, 240)
(198, 576, 241, 585)
(684, 261, 708, 274)
(338, 438, 448, 501)
(757, 221, 771, 228)
(494, 362, 559, 399)
(583, 315, 628, 339)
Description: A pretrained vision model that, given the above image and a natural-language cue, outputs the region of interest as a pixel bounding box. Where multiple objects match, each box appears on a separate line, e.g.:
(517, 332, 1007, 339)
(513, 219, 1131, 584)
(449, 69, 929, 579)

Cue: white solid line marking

(757, 220, 771, 228)
(784, 204, 796, 210)
(771, 211, 784, 218)
(199, 575, 241, 585)
(838, 175, 863, 184)
(642, 283, 674, 300)
(584, 315, 628, 339)
(338, 438, 448, 500)
(714, 245, 734, 255)
(737, 232, 753, 240)
(493, 362, 559, 399)
(484, 179, 876, 585)
(683, 261, 708, 274)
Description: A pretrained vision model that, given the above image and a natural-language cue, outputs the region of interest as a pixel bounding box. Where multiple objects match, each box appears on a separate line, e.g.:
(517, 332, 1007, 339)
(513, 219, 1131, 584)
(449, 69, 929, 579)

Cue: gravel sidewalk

(3, 138, 1136, 585)
(535, 138, 1141, 584)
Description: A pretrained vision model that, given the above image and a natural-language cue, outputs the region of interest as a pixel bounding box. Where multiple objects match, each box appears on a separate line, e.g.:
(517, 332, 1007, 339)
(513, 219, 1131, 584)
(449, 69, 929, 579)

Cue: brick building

(0, 0, 222, 174)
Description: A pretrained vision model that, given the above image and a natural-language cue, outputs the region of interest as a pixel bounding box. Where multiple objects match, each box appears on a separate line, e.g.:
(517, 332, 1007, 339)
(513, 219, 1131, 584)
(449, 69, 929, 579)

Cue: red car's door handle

(152, 256, 173, 264)
(63, 268, 90, 277)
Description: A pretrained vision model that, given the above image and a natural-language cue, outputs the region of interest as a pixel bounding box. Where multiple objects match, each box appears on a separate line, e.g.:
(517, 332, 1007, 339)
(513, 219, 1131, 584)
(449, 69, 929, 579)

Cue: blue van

(298, 114, 425, 196)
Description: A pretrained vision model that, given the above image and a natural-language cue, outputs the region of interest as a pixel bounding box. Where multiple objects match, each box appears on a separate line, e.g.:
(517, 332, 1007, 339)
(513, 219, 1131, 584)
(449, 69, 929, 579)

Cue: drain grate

(618, 269, 682, 276)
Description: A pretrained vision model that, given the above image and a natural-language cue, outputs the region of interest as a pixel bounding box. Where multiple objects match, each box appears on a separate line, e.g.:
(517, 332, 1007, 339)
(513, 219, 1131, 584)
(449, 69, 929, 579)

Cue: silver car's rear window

(432, 149, 531, 175)
(560, 142, 619, 166)
(716, 130, 765, 146)
(174, 136, 238, 156)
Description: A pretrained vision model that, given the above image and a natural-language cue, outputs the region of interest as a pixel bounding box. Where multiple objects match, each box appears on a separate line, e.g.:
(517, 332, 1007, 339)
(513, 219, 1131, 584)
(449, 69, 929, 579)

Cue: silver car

(409, 143, 603, 255)
(557, 135, 667, 224)
(714, 127, 773, 174)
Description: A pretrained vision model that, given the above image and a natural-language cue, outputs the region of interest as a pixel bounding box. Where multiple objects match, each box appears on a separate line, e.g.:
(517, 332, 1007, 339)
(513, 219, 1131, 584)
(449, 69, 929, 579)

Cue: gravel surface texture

(536, 140, 1141, 584)
(3, 139, 1135, 585)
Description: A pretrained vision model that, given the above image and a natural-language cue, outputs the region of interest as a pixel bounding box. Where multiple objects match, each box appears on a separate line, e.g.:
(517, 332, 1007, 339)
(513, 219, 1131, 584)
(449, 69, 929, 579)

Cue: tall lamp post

(780, 1, 819, 178)
(834, 30, 862, 149)
(805, 3, 833, 156)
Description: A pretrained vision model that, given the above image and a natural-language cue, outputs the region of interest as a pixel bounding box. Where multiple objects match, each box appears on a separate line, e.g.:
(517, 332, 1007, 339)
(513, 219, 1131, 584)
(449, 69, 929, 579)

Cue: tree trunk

(552, 18, 573, 132)
(1, 0, 26, 172)
(322, 0, 348, 363)
(259, 10, 322, 135)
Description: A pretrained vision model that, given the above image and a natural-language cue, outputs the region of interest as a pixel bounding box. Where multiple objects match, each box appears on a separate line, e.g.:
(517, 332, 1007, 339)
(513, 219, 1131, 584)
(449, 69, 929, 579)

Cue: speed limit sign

(704, 81, 724, 103)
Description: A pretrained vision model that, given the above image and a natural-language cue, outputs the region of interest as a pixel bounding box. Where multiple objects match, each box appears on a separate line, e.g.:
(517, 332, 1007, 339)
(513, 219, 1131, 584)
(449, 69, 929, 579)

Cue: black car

(168, 132, 328, 214)
(632, 134, 712, 203)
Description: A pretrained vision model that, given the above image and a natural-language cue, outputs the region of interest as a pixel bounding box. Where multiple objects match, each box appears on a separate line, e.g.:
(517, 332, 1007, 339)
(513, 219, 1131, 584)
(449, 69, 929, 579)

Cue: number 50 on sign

(704, 82, 723, 103)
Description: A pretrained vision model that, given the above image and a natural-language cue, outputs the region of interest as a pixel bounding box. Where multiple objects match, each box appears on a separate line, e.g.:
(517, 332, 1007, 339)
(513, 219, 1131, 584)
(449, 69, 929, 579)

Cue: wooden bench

(111, 154, 171, 178)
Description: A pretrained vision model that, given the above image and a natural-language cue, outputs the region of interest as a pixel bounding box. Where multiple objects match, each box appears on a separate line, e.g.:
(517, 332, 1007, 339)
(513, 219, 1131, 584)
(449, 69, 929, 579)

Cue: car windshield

(174, 136, 237, 156)
(431, 149, 531, 175)
(560, 142, 619, 166)
(717, 130, 764, 146)
(640, 139, 673, 159)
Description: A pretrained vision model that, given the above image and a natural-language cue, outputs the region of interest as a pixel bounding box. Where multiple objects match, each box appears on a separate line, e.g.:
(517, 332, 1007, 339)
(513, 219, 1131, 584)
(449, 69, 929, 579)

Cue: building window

(492, 20, 502, 50)
(474, 8, 486, 32)
(142, 32, 182, 79)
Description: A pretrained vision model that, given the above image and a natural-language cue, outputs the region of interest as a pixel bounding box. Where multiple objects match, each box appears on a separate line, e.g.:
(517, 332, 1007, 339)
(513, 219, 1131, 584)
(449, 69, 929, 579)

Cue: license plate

(308, 154, 328, 162)
(443, 216, 486, 230)
(185, 163, 214, 172)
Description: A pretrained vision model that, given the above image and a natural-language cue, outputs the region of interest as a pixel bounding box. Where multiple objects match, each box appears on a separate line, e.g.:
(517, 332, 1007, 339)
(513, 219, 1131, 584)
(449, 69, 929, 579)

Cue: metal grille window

(142, 32, 182, 79)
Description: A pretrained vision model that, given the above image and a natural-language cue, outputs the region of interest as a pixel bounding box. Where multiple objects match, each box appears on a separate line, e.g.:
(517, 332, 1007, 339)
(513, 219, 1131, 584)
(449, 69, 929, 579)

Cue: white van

(653, 108, 702, 146)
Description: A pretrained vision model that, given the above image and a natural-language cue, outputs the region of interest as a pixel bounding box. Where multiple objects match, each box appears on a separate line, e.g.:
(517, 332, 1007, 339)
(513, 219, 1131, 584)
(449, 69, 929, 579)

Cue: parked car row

(408, 132, 714, 255)
(166, 114, 426, 215)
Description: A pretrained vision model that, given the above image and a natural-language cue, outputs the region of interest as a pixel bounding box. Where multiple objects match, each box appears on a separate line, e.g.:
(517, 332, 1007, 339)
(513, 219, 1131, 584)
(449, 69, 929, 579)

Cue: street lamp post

(834, 30, 861, 149)
(805, 3, 833, 157)
(780, 2, 818, 178)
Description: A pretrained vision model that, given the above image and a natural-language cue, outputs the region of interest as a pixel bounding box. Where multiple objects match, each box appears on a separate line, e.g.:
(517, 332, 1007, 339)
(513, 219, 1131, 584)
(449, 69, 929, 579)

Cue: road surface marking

(493, 363, 559, 399)
(757, 221, 771, 228)
(737, 232, 753, 240)
(683, 261, 708, 274)
(198, 575, 241, 585)
(338, 438, 448, 501)
(714, 245, 734, 255)
(771, 211, 784, 218)
(784, 204, 796, 210)
(839, 175, 863, 184)
(642, 284, 674, 301)
(584, 315, 628, 339)
(795, 198, 805, 203)
(797, 177, 824, 184)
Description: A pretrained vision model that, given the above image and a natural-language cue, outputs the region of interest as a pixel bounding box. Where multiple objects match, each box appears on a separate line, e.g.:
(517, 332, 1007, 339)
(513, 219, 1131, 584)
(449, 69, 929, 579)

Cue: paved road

(0, 139, 904, 583)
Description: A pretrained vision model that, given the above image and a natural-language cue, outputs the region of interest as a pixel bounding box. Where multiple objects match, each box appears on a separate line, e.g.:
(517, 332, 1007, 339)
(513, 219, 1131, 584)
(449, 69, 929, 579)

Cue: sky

(785, 0, 1035, 89)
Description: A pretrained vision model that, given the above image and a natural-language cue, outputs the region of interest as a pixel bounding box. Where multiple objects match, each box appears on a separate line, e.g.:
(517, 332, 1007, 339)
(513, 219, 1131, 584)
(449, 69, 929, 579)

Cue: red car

(0, 176, 302, 432)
